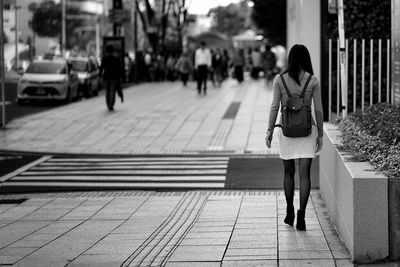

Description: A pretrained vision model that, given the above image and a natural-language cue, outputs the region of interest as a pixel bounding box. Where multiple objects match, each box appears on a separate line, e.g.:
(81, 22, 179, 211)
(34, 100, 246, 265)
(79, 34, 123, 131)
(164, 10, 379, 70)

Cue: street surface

(0, 190, 352, 266)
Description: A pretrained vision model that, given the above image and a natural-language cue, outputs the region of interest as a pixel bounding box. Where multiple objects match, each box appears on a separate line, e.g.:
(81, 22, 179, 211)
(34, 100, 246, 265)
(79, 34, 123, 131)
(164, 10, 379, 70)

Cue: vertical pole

(338, 0, 347, 118)
(378, 39, 382, 102)
(353, 39, 357, 112)
(370, 39, 374, 106)
(95, 4, 100, 60)
(387, 39, 390, 103)
(61, 0, 66, 55)
(14, 2, 18, 71)
(337, 40, 340, 118)
(0, 0, 5, 127)
(345, 38, 349, 111)
(362, 39, 365, 111)
(329, 39, 332, 121)
(134, 0, 137, 53)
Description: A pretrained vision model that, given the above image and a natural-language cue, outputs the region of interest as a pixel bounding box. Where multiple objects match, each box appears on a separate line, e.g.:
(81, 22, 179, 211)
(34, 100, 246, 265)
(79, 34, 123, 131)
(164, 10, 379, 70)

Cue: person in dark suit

(99, 45, 123, 111)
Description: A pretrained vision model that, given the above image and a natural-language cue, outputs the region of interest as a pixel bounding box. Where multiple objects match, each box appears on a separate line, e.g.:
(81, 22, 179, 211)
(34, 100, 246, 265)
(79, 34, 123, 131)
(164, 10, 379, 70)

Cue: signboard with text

(392, 0, 400, 107)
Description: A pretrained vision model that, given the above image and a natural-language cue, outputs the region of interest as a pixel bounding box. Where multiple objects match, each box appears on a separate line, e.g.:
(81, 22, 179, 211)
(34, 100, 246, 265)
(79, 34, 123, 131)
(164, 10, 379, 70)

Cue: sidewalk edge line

(0, 155, 52, 184)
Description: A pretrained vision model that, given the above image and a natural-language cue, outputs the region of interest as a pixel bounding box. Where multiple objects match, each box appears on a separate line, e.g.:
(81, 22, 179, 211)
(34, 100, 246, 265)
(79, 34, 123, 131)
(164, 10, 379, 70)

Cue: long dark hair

(283, 44, 314, 85)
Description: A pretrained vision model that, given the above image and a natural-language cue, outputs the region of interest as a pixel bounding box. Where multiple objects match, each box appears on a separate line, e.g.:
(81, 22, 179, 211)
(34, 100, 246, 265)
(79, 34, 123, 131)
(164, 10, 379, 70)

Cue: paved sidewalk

(0, 79, 278, 155)
(0, 190, 352, 267)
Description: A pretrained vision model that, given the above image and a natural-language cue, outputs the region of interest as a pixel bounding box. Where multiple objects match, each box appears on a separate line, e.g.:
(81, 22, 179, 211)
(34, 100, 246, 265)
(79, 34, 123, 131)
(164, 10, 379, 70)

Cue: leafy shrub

(339, 103, 400, 178)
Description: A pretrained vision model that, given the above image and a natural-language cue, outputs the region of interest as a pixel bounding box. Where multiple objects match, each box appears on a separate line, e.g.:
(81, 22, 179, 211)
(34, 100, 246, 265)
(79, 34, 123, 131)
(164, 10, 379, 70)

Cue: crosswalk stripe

(40, 161, 229, 166)
(20, 169, 227, 176)
(48, 157, 229, 162)
(1, 181, 226, 188)
(30, 165, 228, 170)
(3, 156, 231, 190)
(12, 176, 225, 182)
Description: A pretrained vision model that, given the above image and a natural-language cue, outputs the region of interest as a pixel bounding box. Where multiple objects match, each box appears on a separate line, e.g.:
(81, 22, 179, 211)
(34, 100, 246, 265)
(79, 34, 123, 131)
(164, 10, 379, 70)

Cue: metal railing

(328, 39, 391, 121)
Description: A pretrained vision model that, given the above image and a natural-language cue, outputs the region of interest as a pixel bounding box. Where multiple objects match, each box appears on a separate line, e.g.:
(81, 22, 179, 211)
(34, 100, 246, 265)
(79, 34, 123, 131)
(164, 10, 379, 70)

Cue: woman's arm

(267, 76, 282, 132)
(312, 78, 324, 138)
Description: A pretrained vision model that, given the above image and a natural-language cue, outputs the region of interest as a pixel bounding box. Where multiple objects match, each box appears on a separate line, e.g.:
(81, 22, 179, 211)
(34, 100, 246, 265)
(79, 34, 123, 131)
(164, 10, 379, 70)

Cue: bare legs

(282, 158, 312, 230)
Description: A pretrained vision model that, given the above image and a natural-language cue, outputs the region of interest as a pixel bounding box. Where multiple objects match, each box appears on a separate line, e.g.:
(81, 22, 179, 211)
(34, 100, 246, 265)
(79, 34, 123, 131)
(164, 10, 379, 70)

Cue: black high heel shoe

(284, 205, 295, 226)
(296, 210, 306, 231)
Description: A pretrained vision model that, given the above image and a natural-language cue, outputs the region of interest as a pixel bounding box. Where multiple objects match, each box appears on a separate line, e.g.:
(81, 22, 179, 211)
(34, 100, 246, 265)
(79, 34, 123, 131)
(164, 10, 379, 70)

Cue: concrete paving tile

(168, 245, 226, 262)
(165, 262, 220, 267)
(8, 239, 50, 248)
(190, 226, 233, 232)
(332, 249, 351, 259)
(230, 233, 276, 242)
(0, 247, 37, 256)
(36, 221, 81, 234)
(279, 259, 336, 267)
(13, 257, 70, 267)
(279, 250, 333, 259)
(223, 255, 277, 260)
(185, 231, 231, 240)
(234, 228, 277, 235)
(327, 240, 347, 250)
(0, 221, 51, 248)
(228, 240, 277, 249)
(222, 260, 277, 266)
(179, 238, 229, 246)
(279, 242, 330, 251)
(225, 248, 277, 256)
(335, 259, 354, 267)
(0, 255, 24, 265)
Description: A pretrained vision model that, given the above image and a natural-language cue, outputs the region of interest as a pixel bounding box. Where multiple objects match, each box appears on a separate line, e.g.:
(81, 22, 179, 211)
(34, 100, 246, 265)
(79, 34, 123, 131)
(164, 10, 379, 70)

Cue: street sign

(108, 9, 131, 24)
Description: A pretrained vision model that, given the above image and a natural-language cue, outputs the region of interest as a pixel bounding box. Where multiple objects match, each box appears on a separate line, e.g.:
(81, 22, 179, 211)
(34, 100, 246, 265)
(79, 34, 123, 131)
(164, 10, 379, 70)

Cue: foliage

(209, 1, 249, 37)
(30, 1, 61, 38)
(251, 0, 286, 45)
(327, 0, 390, 39)
(339, 103, 400, 178)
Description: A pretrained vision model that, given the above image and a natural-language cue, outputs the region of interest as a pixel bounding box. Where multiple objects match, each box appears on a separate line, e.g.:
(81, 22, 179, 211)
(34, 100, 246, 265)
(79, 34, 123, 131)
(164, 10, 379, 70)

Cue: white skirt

(277, 126, 318, 160)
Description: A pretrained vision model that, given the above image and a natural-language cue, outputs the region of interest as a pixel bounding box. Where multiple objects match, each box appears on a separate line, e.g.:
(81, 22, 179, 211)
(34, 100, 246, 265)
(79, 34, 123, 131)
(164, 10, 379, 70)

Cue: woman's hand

(316, 137, 323, 153)
(265, 131, 273, 148)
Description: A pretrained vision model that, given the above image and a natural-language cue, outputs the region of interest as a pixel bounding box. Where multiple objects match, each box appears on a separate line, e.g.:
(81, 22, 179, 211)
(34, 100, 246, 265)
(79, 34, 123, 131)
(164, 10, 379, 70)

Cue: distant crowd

(123, 42, 280, 90)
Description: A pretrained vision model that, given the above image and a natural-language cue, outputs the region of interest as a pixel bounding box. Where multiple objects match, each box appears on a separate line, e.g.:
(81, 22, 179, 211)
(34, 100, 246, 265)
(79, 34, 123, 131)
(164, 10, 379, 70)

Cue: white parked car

(67, 57, 101, 97)
(17, 59, 79, 104)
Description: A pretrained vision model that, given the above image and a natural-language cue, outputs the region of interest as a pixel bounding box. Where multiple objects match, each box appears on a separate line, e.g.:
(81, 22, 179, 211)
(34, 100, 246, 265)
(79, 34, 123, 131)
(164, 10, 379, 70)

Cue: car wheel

(17, 99, 26, 105)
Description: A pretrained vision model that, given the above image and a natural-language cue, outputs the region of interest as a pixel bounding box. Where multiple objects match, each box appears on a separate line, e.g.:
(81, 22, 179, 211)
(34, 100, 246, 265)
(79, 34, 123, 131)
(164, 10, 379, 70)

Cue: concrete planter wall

(319, 123, 389, 263)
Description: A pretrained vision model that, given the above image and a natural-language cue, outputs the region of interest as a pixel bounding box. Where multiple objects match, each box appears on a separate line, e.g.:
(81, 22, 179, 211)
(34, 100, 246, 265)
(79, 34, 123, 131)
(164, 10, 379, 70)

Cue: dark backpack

(278, 73, 313, 138)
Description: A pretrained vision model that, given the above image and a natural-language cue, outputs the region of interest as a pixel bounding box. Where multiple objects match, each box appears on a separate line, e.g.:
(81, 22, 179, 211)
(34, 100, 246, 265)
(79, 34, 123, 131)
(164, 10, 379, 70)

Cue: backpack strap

(300, 73, 313, 98)
(279, 74, 292, 97)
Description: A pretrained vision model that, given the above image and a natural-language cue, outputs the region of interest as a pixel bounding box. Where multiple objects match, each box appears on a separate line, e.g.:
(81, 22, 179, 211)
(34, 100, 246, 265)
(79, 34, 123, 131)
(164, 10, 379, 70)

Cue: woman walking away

(265, 44, 324, 231)
(175, 51, 193, 86)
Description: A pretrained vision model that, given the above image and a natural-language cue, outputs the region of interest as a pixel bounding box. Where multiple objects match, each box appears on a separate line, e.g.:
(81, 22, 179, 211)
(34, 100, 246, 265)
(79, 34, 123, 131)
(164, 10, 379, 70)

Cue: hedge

(339, 103, 400, 178)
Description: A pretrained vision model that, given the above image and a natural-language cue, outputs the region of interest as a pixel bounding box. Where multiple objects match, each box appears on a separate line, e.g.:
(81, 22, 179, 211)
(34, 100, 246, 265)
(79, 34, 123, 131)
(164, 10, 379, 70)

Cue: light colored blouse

(267, 72, 324, 137)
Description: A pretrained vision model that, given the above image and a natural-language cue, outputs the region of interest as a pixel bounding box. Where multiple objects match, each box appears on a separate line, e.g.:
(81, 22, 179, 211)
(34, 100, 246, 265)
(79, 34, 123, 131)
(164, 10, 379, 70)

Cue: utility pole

(338, 0, 347, 118)
(14, 2, 19, 71)
(0, 0, 5, 128)
(61, 0, 66, 55)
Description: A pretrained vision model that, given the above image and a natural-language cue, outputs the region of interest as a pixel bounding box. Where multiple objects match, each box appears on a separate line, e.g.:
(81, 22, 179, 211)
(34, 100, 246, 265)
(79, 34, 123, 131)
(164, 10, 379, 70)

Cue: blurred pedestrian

(144, 49, 153, 82)
(222, 49, 230, 79)
(154, 53, 166, 82)
(251, 47, 262, 79)
(175, 51, 193, 86)
(195, 41, 211, 94)
(212, 48, 223, 87)
(265, 44, 324, 231)
(99, 45, 122, 111)
(232, 49, 245, 83)
(262, 44, 277, 83)
(166, 54, 178, 81)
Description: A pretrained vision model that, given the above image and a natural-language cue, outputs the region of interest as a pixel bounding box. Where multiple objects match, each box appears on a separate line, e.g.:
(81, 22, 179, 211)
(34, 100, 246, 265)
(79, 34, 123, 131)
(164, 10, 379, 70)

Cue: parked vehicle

(67, 57, 101, 97)
(17, 59, 79, 104)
